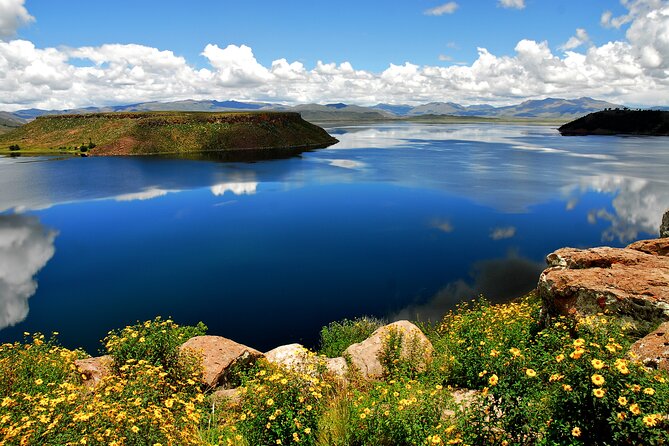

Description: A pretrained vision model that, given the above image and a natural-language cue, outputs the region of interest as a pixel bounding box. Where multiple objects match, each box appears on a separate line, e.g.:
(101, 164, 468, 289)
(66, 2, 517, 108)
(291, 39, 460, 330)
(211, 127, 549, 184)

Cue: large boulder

(265, 343, 348, 379)
(538, 238, 669, 332)
(75, 355, 113, 387)
(343, 320, 434, 379)
(629, 321, 669, 371)
(180, 336, 263, 388)
(661, 209, 669, 238)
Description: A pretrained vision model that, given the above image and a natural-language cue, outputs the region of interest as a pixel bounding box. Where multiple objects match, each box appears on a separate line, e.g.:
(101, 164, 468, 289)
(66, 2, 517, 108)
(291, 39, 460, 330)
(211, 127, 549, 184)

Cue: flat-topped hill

(559, 109, 669, 136)
(0, 111, 338, 157)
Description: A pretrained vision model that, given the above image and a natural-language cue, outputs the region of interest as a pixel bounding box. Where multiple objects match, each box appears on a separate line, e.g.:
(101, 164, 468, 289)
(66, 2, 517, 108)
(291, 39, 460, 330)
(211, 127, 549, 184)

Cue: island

(0, 111, 338, 158)
(559, 109, 669, 136)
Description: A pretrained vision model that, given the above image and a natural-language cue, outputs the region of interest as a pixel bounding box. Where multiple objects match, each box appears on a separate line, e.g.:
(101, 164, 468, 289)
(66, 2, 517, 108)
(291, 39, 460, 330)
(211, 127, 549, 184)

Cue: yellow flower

(525, 369, 537, 378)
(509, 347, 521, 357)
(488, 374, 499, 386)
(131, 426, 139, 433)
(629, 403, 641, 415)
(549, 374, 563, 382)
(563, 384, 573, 392)
(643, 414, 660, 427)
(304, 427, 311, 434)
(34, 379, 43, 386)
(618, 396, 628, 406)
(360, 413, 367, 419)
(164, 399, 174, 408)
(643, 388, 655, 396)
(591, 359, 605, 370)
(573, 338, 585, 347)
(591, 374, 605, 386)
(617, 412, 626, 421)
(555, 354, 565, 362)
(266, 398, 274, 406)
(570, 348, 585, 360)
(593, 388, 605, 398)
(572, 427, 581, 437)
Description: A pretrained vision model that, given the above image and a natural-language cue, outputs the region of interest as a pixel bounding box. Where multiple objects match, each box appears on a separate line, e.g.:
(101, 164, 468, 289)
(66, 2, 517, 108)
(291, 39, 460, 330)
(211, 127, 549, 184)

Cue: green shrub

(235, 361, 332, 446)
(0, 331, 207, 445)
(102, 316, 207, 384)
(318, 316, 385, 358)
(379, 324, 433, 380)
(347, 378, 452, 445)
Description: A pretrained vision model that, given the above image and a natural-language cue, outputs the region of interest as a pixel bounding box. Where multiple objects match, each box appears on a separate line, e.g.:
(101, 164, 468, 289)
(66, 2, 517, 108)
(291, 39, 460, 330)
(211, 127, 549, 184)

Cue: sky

(0, 0, 668, 110)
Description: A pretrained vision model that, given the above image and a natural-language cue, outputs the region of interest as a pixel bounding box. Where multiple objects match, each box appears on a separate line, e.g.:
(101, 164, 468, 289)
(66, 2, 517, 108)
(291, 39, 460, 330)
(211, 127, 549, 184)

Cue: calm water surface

(1, 122, 668, 353)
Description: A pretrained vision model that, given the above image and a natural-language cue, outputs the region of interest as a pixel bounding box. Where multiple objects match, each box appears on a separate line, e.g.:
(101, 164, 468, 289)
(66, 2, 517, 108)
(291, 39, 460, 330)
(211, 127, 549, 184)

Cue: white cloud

(0, 0, 33, 38)
(490, 226, 516, 240)
(560, 28, 590, 51)
(0, 0, 668, 110)
(210, 182, 258, 196)
(438, 54, 453, 61)
(0, 214, 56, 330)
(424, 2, 458, 16)
(498, 0, 525, 9)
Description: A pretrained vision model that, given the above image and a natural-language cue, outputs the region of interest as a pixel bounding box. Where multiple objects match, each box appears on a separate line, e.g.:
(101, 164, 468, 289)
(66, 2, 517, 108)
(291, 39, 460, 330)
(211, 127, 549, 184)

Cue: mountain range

(0, 97, 657, 129)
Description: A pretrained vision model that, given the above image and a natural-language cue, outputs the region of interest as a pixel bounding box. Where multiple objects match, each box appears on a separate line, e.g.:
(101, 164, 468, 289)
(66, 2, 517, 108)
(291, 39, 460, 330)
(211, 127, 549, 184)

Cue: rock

(629, 321, 669, 371)
(661, 209, 669, 238)
(539, 238, 669, 332)
(180, 336, 264, 388)
(75, 355, 113, 387)
(210, 387, 242, 406)
(343, 320, 434, 379)
(265, 343, 348, 380)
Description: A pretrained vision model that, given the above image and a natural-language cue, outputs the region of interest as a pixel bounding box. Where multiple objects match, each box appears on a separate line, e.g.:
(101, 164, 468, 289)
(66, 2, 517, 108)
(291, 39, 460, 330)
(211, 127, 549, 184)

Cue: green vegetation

(0, 111, 338, 157)
(1, 295, 668, 445)
(559, 109, 669, 135)
(318, 316, 385, 358)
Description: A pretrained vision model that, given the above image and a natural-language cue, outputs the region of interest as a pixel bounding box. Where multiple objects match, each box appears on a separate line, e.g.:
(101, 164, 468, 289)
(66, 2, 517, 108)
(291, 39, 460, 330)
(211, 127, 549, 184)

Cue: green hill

(559, 109, 669, 136)
(0, 111, 338, 157)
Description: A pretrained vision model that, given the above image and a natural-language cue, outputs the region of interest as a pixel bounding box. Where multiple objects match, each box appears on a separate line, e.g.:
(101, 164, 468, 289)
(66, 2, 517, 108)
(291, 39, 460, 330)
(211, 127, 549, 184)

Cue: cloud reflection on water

(0, 214, 57, 330)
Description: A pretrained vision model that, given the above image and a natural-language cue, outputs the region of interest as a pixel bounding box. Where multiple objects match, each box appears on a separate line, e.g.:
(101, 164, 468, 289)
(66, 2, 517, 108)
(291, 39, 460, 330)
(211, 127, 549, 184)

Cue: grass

(1, 294, 667, 445)
(0, 111, 338, 156)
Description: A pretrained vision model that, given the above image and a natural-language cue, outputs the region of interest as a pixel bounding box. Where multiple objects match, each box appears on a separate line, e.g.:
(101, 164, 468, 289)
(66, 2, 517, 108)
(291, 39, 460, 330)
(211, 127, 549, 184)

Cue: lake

(1, 122, 668, 355)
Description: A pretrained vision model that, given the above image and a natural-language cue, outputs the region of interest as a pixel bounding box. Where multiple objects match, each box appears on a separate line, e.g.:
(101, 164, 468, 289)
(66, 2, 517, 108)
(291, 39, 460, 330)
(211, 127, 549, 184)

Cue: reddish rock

(180, 336, 263, 388)
(343, 320, 434, 379)
(75, 355, 113, 387)
(538, 238, 669, 331)
(629, 322, 669, 371)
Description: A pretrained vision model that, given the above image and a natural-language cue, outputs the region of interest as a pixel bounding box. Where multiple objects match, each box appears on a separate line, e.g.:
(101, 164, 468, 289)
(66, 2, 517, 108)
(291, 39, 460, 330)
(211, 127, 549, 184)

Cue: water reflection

(392, 254, 544, 322)
(0, 214, 57, 330)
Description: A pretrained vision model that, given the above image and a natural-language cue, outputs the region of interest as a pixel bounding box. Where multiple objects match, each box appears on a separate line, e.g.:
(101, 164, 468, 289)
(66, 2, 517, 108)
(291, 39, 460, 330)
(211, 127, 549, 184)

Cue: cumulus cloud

(0, 0, 668, 110)
(498, 0, 525, 9)
(0, 0, 33, 38)
(424, 2, 459, 16)
(392, 254, 543, 321)
(560, 28, 591, 51)
(0, 214, 56, 330)
(431, 218, 454, 233)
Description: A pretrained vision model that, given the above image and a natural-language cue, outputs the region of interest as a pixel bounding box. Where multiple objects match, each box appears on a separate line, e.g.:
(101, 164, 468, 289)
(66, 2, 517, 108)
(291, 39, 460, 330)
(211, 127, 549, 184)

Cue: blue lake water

(1, 122, 668, 354)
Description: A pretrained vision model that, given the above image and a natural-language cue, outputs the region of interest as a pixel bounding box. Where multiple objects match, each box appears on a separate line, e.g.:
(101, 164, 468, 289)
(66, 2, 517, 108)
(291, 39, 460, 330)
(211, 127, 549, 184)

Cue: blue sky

(0, 0, 668, 109)
(20, 0, 630, 71)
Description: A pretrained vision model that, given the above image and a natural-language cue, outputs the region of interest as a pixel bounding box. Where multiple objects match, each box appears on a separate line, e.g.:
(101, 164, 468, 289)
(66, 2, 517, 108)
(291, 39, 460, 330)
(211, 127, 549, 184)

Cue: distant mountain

(372, 104, 414, 116)
(490, 97, 622, 119)
(0, 111, 25, 132)
(2, 97, 632, 124)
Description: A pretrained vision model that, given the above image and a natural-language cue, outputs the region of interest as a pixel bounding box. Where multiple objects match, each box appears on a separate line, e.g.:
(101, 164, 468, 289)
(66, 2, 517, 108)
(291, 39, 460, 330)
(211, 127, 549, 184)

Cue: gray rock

(661, 209, 669, 238)
(343, 320, 434, 379)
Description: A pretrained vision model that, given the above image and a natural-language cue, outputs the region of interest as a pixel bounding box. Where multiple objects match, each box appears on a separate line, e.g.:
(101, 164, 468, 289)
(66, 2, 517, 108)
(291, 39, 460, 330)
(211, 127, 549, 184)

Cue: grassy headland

(1, 293, 667, 445)
(559, 109, 669, 136)
(0, 111, 338, 157)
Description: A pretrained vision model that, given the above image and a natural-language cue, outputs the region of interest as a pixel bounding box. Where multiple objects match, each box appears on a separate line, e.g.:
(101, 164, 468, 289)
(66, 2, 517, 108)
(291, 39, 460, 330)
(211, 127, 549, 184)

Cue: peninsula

(0, 111, 338, 157)
(559, 109, 669, 136)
